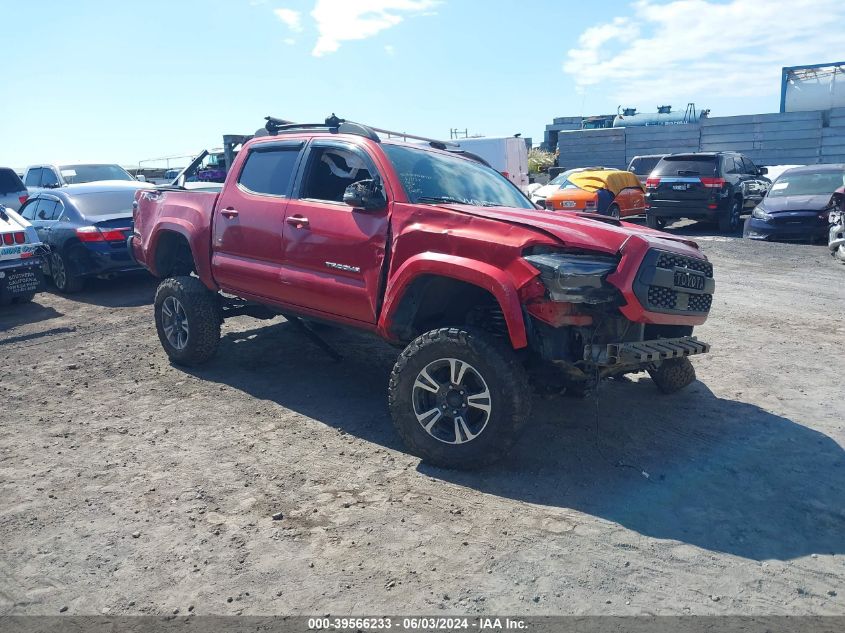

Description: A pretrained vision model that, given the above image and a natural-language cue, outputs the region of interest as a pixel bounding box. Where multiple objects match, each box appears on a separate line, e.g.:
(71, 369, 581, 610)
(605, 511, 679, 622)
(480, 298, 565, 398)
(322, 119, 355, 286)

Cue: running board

(585, 336, 710, 366)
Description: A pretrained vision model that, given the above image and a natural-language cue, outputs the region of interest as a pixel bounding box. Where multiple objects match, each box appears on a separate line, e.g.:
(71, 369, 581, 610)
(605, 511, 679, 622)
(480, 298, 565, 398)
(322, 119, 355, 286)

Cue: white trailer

(453, 137, 530, 191)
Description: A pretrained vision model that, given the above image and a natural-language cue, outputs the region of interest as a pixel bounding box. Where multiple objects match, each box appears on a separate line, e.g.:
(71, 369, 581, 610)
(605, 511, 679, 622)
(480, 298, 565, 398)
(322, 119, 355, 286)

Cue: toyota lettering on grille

(674, 270, 706, 291)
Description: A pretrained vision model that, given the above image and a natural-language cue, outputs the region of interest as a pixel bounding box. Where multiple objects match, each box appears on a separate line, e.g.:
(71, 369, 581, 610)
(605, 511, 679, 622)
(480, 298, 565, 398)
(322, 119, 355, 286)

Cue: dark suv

(645, 152, 769, 232)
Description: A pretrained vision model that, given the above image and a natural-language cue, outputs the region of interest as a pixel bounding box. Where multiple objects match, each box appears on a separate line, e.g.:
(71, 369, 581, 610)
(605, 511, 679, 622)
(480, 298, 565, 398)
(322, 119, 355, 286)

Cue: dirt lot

(1, 224, 844, 616)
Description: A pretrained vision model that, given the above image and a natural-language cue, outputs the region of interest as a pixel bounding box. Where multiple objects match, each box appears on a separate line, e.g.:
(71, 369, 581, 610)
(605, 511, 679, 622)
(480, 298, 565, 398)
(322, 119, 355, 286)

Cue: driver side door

(280, 140, 390, 324)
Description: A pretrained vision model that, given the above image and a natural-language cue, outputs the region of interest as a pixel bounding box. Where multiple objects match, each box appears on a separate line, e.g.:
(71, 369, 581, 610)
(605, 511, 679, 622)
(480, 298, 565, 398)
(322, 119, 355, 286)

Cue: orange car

(543, 168, 646, 218)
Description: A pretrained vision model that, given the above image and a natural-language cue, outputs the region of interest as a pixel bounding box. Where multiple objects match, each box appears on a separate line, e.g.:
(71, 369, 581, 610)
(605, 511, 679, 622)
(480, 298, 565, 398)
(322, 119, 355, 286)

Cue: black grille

(656, 252, 713, 277)
(635, 249, 715, 315)
(688, 293, 712, 312)
(648, 286, 678, 309)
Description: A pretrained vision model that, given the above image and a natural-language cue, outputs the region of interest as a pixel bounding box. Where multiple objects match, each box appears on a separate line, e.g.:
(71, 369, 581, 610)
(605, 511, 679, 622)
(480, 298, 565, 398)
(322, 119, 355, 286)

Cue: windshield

(767, 171, 845, 198)
(71, 190, 138, 217)
(59, 164, 134, 184)
(652, 156, 716, 177)
(383, 144, 534, 209)
(548, 169, 582, 186)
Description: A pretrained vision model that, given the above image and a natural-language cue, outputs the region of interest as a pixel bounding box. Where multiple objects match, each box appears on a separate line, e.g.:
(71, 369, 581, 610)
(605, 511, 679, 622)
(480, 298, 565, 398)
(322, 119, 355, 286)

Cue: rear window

(238, 147, 300, 197)
(629, 156, 662, 176)
(0, 168, 25, 194)
(71, 190, 137, 217)
(653, 156, 717, 177)
(59, 164, 134, 184)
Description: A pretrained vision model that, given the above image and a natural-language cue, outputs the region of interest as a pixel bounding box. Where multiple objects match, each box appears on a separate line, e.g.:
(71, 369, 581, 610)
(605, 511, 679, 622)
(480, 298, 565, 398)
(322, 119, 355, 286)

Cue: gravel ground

(1, 223, 844, 616)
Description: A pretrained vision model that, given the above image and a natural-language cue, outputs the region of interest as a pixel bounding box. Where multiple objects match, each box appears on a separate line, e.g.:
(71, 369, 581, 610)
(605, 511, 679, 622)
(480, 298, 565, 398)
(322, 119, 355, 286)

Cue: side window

(41, 169, 60, 188)
(300, 146, 375, 203)
(724, 156, 741, 175)
(238, 147, 301, 196)
(36, 199, 59, 221)
(25, 168, 43, 187)
(20, 198, 40, 220)
(742, 157, 757, 174)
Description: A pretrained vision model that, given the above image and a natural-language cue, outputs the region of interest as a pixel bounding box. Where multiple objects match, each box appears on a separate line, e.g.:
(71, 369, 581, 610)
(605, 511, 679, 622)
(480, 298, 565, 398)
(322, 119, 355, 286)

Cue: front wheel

(648, 357, 696, 394)
(388, 327, 531, 469)
(154, 276, 221, 366)
(646, 213, 666, 230)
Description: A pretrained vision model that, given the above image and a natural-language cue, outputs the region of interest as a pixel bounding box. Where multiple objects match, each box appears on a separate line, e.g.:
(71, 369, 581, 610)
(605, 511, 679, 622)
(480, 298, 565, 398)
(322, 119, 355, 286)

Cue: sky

(1, 0, 843, 169)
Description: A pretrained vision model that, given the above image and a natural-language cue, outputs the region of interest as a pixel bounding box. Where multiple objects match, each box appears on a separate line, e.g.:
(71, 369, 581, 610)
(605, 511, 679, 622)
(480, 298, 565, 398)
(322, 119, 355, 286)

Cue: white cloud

(563, 0, 845, 104)
(274, 8, 303, 32)
(284, 38, 297, 45)
(310, 0, 439, 57)
(384, 44, 395, 56)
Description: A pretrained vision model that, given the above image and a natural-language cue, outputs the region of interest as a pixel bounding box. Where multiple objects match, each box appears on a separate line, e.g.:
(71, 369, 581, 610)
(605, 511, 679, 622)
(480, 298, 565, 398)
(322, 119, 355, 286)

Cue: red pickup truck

(131, 116, 714, 469)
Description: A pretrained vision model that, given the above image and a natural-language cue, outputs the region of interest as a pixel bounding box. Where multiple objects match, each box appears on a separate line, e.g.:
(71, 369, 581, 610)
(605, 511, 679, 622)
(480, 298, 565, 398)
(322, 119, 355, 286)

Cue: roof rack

(264, 114, 460, 149)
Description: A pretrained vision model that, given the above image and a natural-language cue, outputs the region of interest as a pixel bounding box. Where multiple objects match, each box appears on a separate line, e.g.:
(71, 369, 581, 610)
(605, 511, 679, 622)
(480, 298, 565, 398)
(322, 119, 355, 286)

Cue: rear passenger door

(211, 140, 304, 302)
(740, 156, 766, 206)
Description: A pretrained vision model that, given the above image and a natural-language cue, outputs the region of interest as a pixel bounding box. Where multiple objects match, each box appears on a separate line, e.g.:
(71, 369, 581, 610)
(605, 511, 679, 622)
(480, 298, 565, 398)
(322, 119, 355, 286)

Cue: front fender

(378, 253, 532, 349)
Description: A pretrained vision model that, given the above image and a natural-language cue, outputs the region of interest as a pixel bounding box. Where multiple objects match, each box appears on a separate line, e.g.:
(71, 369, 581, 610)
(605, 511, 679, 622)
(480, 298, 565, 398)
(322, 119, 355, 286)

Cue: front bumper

(584, 335, 710, 367)
(744, 216, 828, 242)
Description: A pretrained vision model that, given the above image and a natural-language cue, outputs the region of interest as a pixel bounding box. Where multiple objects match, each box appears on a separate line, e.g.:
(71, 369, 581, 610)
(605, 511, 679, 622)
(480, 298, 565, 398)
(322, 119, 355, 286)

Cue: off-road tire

(154, 275, 221, 366)
(646, 213, 666, 230)
(50, 250, 85, 293)
(718, 198, 742, 233)
(648, 357, 696, 394)
(388, 327, 531, 470)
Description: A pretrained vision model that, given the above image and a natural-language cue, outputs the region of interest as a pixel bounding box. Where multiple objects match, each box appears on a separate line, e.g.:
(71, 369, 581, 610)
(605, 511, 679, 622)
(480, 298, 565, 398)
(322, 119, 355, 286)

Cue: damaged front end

(521, 245, 712, 393)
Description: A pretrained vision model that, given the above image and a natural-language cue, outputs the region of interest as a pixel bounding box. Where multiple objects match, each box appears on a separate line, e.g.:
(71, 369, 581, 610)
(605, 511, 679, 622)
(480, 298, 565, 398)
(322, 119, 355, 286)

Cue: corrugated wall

(555, 108, 845, 168)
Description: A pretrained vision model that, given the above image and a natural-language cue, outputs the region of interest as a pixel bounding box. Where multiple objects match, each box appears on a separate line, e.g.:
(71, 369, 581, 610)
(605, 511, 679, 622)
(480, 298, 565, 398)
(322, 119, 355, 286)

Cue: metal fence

(553, 107, 845, 169)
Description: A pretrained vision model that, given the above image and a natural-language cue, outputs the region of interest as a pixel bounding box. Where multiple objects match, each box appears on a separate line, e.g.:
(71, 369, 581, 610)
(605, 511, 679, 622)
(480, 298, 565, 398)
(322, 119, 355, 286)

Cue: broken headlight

(524, 250, 619, 304)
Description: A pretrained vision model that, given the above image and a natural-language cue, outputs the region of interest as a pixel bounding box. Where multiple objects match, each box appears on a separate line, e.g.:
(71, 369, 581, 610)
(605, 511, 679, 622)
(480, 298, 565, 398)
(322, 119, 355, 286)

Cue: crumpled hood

(759, 194, 833, 213)
(442, 204, 704, 258)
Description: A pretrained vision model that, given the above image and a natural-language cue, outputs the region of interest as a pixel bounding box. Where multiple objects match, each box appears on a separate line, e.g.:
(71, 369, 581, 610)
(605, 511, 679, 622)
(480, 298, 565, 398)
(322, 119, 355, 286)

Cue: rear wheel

(607, 203, 621, 219)
(50, 250, 85, 293)
(718, 198, 742, 233)
(388, 327, 531, 469)
(154, 276, 221, 366)
(646, 213, 666, 230)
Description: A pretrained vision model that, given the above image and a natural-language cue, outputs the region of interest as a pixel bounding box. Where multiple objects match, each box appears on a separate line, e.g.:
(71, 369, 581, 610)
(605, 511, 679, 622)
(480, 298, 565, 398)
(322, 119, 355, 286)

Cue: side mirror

(136, 174, 147, 182)
(343, 179, 386, 210)
(757, 167, 768, 176)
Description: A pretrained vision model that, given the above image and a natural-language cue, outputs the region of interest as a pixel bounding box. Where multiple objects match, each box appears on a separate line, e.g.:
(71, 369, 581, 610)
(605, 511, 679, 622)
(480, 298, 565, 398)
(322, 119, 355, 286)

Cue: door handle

(221, 207, 239, 219)
(286, 215, 310, 228)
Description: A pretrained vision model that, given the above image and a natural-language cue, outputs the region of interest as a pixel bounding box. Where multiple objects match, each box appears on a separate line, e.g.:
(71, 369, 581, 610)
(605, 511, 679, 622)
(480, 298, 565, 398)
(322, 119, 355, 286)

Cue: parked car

(0, 168, 30, 211)
(743, 164, 845, 242)
(18, 182, 152, 292)
(645, 152, 769, 232)
(627, 154, 667, 186)
(829, 187, 845, 263)
(450, 136, 530, 191)
(23, 163, 137, 192)
(543, 168, 645, 218)
(0, 204, 46, 306)
(528, 168, 580, 207)
(130, 115, 715, 470)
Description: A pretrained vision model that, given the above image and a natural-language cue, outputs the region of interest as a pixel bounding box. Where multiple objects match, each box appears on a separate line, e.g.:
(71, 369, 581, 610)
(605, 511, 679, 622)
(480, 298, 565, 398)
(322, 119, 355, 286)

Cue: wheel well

(389, 275, 507, 342)
(154, 231, 196, 278)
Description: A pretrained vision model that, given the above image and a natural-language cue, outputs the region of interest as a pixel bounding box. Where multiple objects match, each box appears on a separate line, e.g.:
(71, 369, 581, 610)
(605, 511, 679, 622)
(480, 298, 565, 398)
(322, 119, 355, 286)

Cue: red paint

(131, 132, 713, 349)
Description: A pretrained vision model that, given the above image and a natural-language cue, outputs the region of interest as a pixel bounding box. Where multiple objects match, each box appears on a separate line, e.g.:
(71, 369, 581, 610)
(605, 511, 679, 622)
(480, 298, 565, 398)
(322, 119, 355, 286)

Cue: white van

(453, 137, 529, 191)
